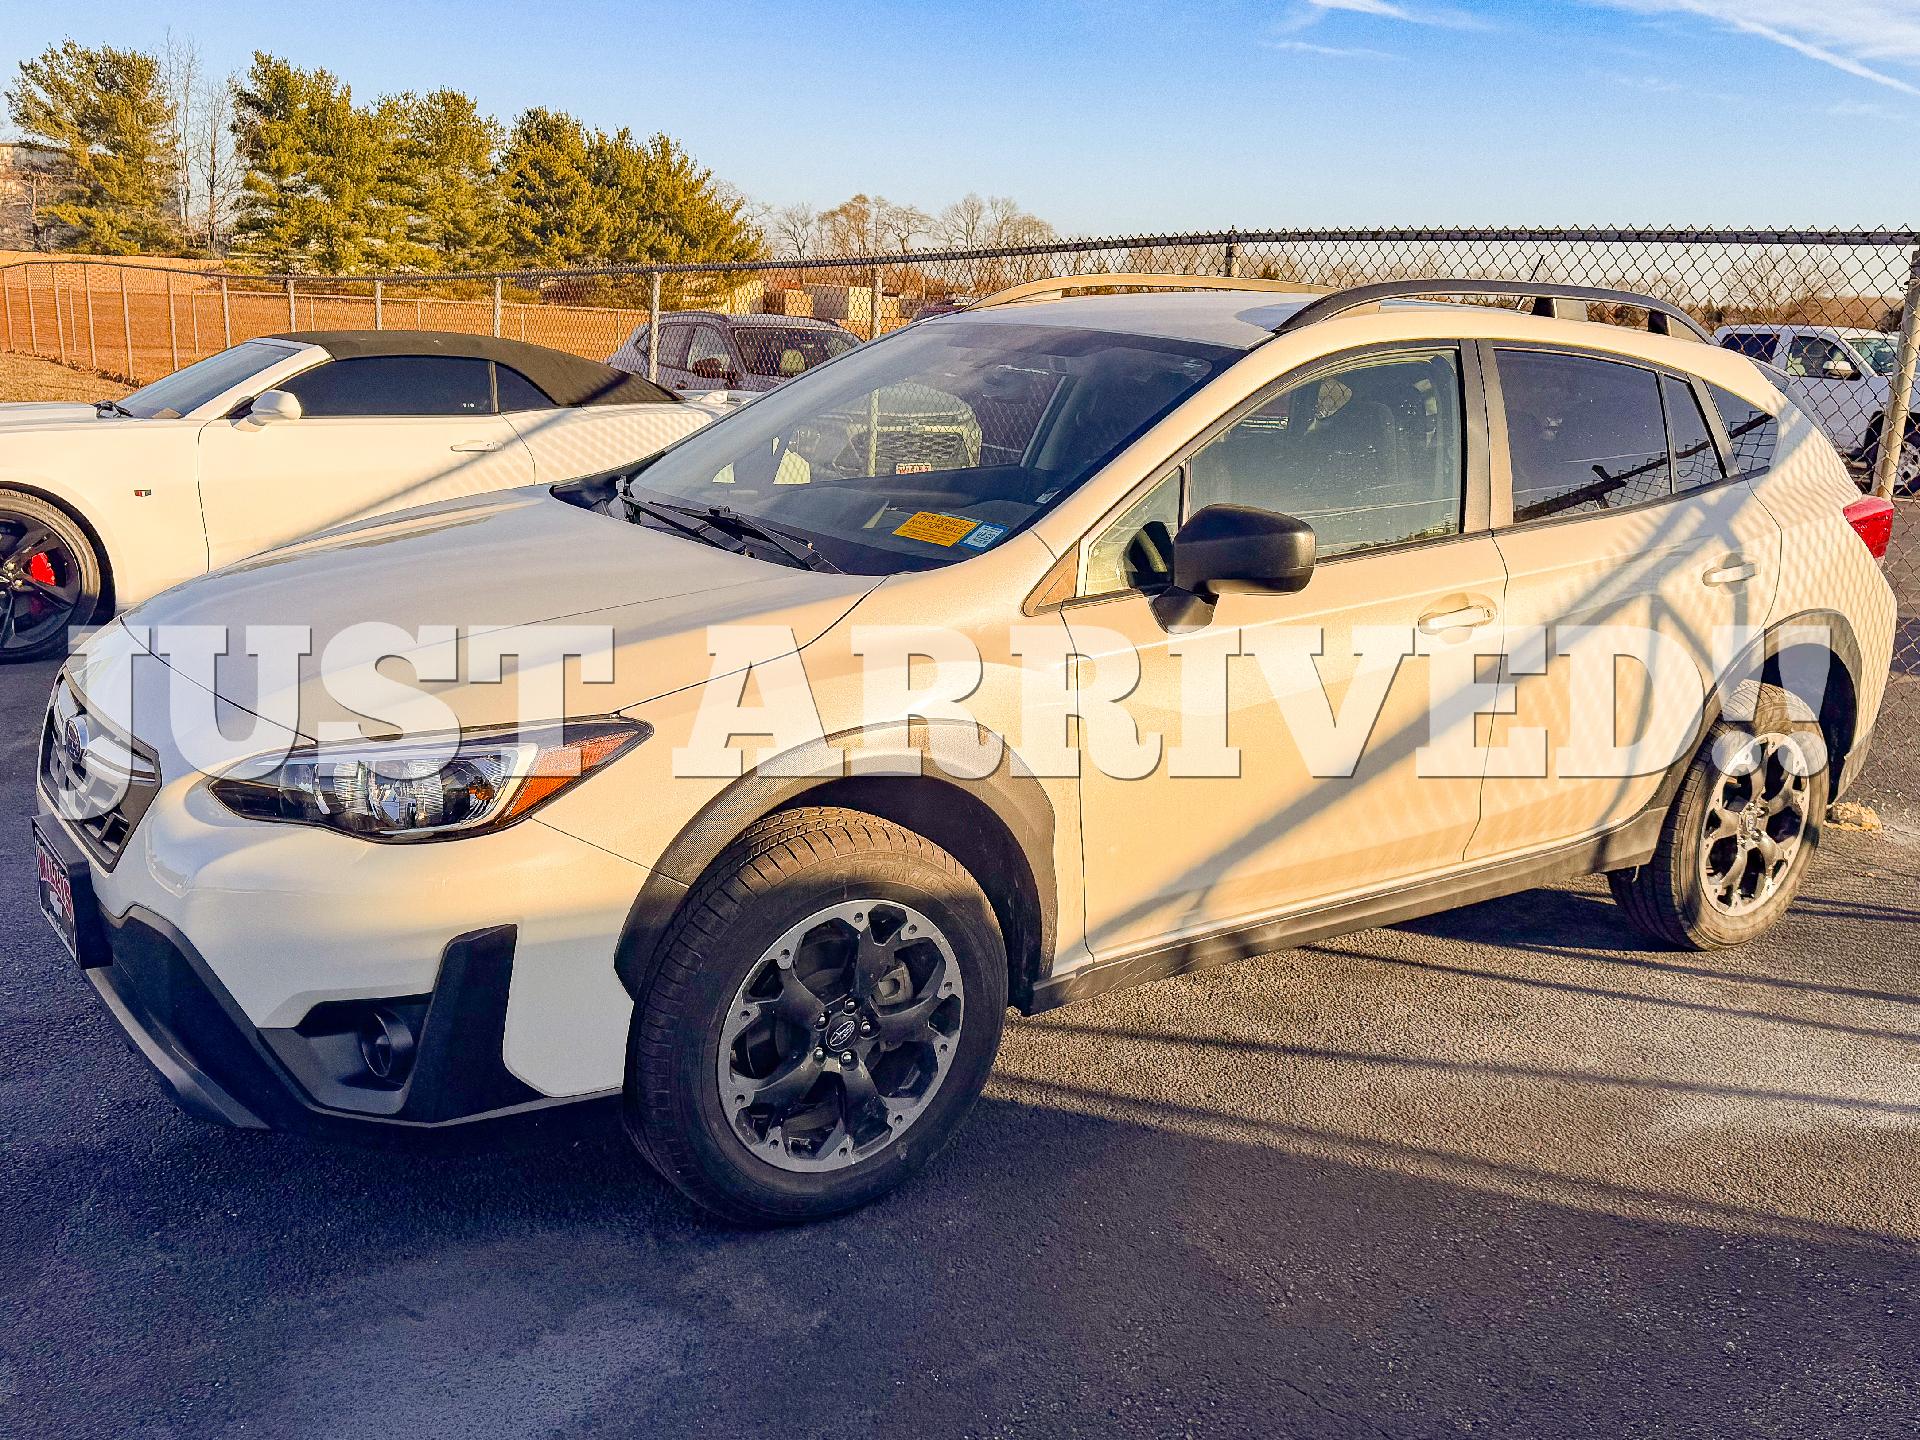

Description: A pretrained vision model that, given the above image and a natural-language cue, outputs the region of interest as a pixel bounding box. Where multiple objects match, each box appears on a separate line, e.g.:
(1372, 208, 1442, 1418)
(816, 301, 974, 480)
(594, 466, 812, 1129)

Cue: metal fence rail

(2, 225, 1917, 673)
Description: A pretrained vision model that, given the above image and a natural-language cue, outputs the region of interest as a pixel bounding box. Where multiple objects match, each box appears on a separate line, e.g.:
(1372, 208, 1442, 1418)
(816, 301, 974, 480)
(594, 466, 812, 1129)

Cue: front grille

(39, 678, 160, 869)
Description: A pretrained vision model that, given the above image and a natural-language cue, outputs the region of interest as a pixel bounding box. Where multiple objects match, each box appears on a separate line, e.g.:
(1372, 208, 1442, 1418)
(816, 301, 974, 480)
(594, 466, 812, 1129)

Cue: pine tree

(498, 107, 604, 268)
(5, 41, 178, 253)
(593, 130, 763, 266)
(229, 53, 407, 272)
(392, 89, 504, 271)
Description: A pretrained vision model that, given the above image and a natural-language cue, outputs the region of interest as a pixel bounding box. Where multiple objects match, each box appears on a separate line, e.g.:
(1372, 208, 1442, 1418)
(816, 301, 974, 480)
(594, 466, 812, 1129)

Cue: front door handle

(450, 440, 504, 453)
(1417, 603, 1496, 634)
(1702, 560, 1759, 587)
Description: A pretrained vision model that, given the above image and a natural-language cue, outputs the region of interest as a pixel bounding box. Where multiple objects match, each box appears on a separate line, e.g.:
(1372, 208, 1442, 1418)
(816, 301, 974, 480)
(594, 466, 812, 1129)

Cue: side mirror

(689, 357, 738, 385)
(1172, 504, 1316, 599)
(243, 389, 302, 427)
(1822, 357, 1859, 381)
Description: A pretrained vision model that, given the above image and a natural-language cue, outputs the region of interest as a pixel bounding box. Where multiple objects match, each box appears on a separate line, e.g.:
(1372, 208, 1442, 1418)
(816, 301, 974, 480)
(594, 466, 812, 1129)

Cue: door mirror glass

(1172, 503, 1316, 598)
(244, 389, 302, 427)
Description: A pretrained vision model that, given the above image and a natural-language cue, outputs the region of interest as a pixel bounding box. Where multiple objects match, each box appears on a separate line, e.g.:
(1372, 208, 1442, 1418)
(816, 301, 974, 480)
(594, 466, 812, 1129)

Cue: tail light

(1843, 496, 1894, 561)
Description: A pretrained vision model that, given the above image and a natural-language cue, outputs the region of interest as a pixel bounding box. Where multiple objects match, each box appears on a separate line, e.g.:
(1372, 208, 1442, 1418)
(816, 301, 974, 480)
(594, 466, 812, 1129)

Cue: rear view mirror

(242, 389, 302, 427)
(1172, 504, 1317, 599)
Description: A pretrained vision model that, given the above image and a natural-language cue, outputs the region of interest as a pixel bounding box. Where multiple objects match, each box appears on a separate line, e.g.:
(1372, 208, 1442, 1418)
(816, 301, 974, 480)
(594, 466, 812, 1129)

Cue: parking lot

(2, 525, 1917, 1438)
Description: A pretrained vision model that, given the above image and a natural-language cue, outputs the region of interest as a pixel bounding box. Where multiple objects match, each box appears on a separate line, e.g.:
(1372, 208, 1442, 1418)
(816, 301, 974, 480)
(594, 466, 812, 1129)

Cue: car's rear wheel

(1609, 682, 1827, 948)
(0, 491, 104, 663)
(624, 807, 1006, 1224)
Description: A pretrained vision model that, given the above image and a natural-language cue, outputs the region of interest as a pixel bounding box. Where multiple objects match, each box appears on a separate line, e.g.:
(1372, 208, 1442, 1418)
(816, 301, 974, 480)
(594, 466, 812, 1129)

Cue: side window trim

(1484, 340, 1753, 534)
(1063, 340, 1487, 605)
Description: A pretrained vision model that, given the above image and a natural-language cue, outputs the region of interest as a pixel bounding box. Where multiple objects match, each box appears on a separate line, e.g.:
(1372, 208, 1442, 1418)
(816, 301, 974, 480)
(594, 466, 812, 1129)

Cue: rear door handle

(450, 440, 504, 453)
(1417, 603, 1496, 634)
(1702, 561, 1758, 587)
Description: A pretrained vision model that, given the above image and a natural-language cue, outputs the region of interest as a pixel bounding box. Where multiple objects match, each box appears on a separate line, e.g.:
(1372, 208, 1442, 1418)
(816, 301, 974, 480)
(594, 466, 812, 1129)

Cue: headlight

(208, 720, 647, 842)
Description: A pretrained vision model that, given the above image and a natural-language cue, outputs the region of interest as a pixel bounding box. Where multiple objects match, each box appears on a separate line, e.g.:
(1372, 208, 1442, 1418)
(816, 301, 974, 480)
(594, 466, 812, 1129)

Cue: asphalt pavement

(5, 584, 1920, 1437)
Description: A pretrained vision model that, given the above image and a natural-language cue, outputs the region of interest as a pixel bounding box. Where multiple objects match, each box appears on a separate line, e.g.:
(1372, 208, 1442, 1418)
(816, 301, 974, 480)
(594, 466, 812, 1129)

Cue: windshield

(617, 319, 1237, 574)
(734, 325, 858, 378)
(1849, 334, 1898, 377)
(117, 339, 299, 419)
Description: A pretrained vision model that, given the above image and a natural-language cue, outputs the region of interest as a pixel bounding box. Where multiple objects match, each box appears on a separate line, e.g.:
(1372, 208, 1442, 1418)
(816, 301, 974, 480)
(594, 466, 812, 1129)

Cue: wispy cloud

(1264, 37, 1397, 58)
(1591, 1, 1920, 96)
(1299, 0, 1492, 28)
(1829, 97, 1912, 120)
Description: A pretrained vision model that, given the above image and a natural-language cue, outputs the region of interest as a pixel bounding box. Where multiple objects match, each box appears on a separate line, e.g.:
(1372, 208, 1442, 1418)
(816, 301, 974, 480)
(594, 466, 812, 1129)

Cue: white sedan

(0, 331, 718, 660)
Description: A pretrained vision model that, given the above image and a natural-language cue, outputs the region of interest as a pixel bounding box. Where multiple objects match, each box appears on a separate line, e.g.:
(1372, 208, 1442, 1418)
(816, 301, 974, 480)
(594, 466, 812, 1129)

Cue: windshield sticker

(959, 523, 1008, 551)
(893, 512, 980, 547)
(895, 461, 934, 474)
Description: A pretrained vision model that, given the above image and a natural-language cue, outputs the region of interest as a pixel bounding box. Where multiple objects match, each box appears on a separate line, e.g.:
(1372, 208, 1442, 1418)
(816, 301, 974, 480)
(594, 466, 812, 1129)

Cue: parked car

(1714, 324, 1917, 491)
(38, 276, 1896, 1224)
(0, 331, 719, 661)
(608, 312, 859, 395)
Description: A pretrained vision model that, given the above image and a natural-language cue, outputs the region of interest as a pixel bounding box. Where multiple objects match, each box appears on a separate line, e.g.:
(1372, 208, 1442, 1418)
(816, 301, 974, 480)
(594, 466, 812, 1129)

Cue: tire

(0, 490, 105, 663)
(1863, 416, 1920, 497)
(1609, 682, 1828, 949)
(624, 806, 1007, 1224)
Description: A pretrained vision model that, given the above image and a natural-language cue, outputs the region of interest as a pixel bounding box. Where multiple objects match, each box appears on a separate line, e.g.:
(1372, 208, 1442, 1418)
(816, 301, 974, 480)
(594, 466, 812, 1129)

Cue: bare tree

(159, 31, 200, 235)
(193, 72, 239, 254)
(767, 201, 822, 258)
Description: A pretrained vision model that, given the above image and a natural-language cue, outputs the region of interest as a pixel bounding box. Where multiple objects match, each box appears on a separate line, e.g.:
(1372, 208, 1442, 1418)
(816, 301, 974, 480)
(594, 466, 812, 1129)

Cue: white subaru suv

(36, 276, 1897, 1223)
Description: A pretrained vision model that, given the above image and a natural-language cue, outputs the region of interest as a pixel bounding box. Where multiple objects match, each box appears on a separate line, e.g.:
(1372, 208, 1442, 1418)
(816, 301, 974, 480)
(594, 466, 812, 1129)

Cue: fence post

(120, 267, 132, 378)
(56, 267, 69, 364)
(221, 275, 232, 348)
(26, 265, 40, 354)
(287, 277, 297, 328)
(83, 263, 97, 370)
(870, 261, 883, 340)
(166, 271, 180, 372)
(492, 277, 503, 337)
(647, 271, 661, 382)
(1, 267, 12, 352)
(1223, 228, 1239, 278)
(1872, 244, 1920, 501)
(374, 278, 383, 330)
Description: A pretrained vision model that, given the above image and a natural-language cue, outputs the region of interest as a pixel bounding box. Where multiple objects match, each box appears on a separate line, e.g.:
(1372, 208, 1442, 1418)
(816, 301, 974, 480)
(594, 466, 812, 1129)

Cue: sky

(1, 0, 1916, 235)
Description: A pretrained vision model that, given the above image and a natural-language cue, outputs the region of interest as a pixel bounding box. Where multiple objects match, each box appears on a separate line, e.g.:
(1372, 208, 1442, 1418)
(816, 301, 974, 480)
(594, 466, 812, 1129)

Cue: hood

(0, 401, 118, 432)
(119, 486, 880, 743)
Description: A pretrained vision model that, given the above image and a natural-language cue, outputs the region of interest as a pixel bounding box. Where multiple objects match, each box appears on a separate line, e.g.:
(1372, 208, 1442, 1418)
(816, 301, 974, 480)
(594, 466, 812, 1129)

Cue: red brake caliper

(26, 553, 55, 587)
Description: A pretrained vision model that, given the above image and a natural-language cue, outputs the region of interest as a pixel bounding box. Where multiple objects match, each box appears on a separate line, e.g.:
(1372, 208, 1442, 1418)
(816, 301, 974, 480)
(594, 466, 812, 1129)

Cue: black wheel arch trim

(612, 718, 1059, 1013)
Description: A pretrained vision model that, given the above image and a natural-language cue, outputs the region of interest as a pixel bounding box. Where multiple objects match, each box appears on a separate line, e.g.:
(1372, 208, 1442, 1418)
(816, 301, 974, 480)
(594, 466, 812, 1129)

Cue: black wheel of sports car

(0, 492, 104, 663)
(624, 806, 1007, 1225)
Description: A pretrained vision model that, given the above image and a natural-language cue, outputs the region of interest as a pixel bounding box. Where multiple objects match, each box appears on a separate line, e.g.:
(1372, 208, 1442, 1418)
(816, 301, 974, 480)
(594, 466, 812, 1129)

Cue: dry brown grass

(0, 351, 131, 403)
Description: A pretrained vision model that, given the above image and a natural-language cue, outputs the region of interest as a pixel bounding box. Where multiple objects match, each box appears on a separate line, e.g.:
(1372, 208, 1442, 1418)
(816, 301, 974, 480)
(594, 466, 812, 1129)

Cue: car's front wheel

(0, 491, 104, 663)
(624, 807, 1007, 1224)
(1609, 682, 1828, 948)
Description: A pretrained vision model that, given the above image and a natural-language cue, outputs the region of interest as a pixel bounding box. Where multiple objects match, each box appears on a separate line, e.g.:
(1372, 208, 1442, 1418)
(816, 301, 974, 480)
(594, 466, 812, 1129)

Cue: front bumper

(41, 816, 588, 1132)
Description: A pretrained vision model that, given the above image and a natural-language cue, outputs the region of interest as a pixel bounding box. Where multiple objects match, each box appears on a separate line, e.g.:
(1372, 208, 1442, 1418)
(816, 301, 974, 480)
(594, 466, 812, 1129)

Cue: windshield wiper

(618, 490, 754, 555)
(650, 499, 843, 574)
(95, 398, 133, 418)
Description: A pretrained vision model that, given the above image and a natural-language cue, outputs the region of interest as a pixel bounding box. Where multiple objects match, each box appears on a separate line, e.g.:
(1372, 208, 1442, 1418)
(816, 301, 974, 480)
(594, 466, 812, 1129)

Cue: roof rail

(971, 272, 1322, 311)
(1274, 278, 1712, 343)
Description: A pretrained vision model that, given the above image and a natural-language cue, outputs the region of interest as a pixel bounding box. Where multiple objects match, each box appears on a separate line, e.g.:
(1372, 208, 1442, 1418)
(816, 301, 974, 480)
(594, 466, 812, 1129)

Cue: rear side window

(280, 356, 493, 417)
(1663, 376, 1727, 493)
(496, 365, 555, 412)
(1719, 332, 1778, 364)
(1706, 384, 1780, 476)
(1498, 350, 1671, 522)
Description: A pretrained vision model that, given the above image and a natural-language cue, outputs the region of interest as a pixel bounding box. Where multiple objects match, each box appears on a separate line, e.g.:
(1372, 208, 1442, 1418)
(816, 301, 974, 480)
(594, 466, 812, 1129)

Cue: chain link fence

(2, 226, 1917, 676)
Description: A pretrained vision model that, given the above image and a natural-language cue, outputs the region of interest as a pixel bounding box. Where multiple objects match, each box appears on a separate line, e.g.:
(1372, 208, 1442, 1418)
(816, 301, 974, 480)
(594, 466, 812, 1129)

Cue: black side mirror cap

(1172, 503, 1317, 599)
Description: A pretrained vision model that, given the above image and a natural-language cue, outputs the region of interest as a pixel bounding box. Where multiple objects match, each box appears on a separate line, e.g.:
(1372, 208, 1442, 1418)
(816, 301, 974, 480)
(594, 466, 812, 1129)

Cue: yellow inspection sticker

(892, 512, 980, 547)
